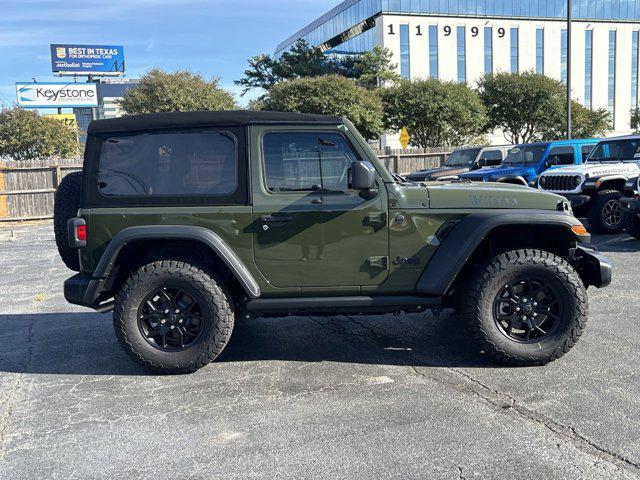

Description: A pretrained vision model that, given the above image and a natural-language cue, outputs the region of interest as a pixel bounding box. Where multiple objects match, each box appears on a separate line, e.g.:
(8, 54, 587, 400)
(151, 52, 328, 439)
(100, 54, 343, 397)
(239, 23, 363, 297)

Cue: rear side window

(98, 131, 238, 197)
(548, 146, 575, 165)
(262, 132, 359, 192)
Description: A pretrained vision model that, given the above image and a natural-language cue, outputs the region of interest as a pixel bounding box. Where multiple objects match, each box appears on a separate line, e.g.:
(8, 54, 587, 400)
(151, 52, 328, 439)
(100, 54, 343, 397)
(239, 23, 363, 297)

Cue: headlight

(571, 176, 582, 188)
(539, 176, 547, 186)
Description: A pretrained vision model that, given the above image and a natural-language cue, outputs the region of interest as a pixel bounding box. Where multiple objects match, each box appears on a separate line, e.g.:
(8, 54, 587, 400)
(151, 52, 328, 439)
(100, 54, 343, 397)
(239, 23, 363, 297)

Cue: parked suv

(405, 145, 510, 182)
(539, 136, 640, 234)
(55, 111, 610, 374)
(458, 139, 599, 187)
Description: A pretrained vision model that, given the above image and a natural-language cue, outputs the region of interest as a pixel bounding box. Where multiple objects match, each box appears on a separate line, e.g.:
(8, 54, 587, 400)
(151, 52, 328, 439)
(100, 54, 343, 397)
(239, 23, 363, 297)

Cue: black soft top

(87, 110, 344, 134)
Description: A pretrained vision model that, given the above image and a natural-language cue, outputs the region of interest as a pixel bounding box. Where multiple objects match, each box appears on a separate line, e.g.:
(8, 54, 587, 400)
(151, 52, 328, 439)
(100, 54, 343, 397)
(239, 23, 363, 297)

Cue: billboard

(16, 82, 98, 108)
(45, 113, 78, 129)
(50, 44, 125, 75)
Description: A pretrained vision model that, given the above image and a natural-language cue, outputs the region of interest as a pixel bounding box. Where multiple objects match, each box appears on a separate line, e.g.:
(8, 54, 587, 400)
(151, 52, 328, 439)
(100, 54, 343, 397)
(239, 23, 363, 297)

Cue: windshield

(588, 139, 640, 163)
(445, 148, 482, 166)
(503, 145, 549, 165)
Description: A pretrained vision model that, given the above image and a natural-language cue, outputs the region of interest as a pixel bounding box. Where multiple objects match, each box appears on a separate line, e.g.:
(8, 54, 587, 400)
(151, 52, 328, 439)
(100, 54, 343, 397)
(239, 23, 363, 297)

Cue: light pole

(567, 0, 572, 139)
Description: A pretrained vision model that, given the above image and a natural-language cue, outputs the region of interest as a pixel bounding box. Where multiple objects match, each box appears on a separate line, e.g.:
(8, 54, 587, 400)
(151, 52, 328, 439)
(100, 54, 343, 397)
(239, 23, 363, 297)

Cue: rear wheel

(53, 171, 82, 271)
(463, 249, 588, 366)
(586, 190, 623, 234)
(622, 211, 640, 239)
(114, 260, 234, 374)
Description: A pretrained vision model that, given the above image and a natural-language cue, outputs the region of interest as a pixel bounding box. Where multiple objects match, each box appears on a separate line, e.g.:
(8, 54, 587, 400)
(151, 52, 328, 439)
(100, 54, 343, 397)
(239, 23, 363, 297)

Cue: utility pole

(567, 0, 572, 139)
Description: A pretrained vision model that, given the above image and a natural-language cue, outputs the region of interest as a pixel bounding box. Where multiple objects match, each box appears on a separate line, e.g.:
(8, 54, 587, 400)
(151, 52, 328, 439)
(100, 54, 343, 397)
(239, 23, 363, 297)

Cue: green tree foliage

(120, 69, 237, 114)
(236, 40, 399, 95)
(260, 75, 384, 140)
(631, 108, 640, 133)
(381, 79, 488, 148)
(0, 108, 81, 161)
(478, 72, 568, 144)
(548, 102, 611, 140)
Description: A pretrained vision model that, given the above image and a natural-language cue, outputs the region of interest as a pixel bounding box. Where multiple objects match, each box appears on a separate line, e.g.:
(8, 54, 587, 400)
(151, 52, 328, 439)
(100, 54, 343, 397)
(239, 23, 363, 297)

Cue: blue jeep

(458, 139, 600, 187)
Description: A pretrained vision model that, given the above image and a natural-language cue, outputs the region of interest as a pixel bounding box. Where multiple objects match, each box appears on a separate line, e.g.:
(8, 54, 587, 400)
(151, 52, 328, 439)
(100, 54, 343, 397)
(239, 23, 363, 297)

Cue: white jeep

(538, 136, 640, 234)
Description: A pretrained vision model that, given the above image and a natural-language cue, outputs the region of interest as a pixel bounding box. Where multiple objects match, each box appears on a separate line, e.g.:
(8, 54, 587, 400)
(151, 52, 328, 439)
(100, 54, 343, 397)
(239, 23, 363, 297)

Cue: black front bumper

(620, 196, 640, 213)
(561, 194, 591, 209)
(574, 246, 612, 289)
(64, 273, 110, 311)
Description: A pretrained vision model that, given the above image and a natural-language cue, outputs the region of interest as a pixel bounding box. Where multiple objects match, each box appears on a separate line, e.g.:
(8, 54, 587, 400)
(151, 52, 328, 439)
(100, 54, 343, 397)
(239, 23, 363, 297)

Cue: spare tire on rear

(54, 171, 82, 271)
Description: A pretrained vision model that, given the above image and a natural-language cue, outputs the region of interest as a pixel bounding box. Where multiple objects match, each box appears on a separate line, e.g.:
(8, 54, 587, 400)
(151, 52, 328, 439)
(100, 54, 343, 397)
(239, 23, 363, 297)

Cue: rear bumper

(64, 273, 110, 311)
(620, 196, 640, 213)
(574, 246, 612, 289)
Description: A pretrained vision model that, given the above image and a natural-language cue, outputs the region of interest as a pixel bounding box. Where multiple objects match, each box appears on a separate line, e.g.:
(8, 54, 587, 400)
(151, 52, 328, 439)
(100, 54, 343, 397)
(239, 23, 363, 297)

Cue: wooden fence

(0, 148, 452, 222)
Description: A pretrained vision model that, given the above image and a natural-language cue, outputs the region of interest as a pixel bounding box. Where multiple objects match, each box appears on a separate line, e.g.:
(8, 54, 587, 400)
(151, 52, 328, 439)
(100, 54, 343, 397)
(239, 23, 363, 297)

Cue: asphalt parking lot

(0, 222, 639, 479)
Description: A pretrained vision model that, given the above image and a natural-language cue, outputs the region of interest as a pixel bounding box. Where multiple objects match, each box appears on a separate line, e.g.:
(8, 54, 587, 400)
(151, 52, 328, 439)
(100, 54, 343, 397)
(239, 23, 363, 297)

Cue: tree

(336, 47, 401, 89)
(236, 40, 336, 95)
(260, 75, 384, 140)
(631, 108, 640, 133)
(478, 72, 567, 144)
(120, 69, 236, 114)
(552, 103, 611, 139)
(0, 108, 81, 161)
(236, 41, 400, 95)
(381, 79, 488, 148)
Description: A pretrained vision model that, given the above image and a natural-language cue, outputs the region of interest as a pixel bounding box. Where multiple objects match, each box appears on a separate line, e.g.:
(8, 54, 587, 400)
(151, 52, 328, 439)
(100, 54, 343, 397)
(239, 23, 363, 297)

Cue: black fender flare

(416, 210, 588, 296)
(495, 176, 529, 186)
(93, 225, 261, 299)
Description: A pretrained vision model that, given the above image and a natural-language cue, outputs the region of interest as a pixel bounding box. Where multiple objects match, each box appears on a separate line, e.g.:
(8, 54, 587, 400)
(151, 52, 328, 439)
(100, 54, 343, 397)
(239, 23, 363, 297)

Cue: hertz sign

(15, 82, 98, 108)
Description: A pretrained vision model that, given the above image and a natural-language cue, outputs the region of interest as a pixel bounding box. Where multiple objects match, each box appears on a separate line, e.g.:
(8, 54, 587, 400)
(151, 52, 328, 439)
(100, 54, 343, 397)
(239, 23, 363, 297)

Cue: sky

(0, 0, 340, 108)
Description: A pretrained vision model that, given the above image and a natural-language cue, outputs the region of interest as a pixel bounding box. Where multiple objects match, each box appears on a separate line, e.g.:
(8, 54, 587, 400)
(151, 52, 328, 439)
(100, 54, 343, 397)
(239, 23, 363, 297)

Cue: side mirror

(546, 156, 559, 167)
(351, 161, 377, 190)
(477, 158, 488, 167)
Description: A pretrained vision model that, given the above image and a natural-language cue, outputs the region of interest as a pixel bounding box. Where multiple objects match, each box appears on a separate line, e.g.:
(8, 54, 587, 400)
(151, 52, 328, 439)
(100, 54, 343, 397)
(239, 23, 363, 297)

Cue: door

(252, 128, 389, 288)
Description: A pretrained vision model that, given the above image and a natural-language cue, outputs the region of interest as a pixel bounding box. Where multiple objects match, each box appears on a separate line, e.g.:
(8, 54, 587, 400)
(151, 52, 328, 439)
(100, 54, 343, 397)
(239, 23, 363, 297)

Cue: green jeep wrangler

(56, 111, 611, 374)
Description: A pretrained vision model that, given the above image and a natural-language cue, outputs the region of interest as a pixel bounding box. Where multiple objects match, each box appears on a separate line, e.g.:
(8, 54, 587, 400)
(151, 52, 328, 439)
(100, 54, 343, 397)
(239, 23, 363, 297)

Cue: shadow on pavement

(0, 310, 497, 375)
(591, 233, 640, 253)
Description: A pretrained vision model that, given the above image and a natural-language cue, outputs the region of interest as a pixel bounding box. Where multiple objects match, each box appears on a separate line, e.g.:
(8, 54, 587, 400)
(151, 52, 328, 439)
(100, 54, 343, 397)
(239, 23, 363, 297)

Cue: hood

(425, 181, 564, 210)
(461, 164, 532, 179)
(408, 165, 469, 180)
(539, 161, 640, 178)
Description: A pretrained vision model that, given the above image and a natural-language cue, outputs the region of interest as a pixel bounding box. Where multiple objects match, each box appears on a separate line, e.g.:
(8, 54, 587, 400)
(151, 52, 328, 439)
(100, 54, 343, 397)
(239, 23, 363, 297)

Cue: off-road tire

(463, 249, 588, 366)
(53, 171, 82, 271)
(622, 211, 640, 239)
(587, 189, 623, 234)
(114, 260, 234, 374)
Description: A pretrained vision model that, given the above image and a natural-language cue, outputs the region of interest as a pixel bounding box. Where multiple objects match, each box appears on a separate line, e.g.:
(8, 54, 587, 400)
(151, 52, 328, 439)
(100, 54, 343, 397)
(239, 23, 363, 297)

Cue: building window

(457, 26, 466, 83)
(609, 30, 617, 123)
(429, 25, 439, 79)
(585, 30, 593, 108)
(400, 24, 410, 78)
(536, 28, 544, 75)
(561, 29, 568, 84)
(632, 31, 639, 112)
(510, 28, 519, 73)
(484, 27, 493, 74)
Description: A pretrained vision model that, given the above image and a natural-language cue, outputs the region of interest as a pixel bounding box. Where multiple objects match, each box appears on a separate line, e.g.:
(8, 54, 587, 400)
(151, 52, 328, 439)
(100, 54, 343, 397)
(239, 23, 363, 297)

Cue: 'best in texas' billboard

(50, 44, 125, 75)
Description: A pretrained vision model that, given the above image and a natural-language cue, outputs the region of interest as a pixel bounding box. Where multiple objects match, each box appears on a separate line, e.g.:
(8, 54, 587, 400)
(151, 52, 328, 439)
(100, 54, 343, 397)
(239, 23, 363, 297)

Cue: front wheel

(114, 260, 235, 374)
(586, 190, 623, 234)
(463, 249, 588, 366)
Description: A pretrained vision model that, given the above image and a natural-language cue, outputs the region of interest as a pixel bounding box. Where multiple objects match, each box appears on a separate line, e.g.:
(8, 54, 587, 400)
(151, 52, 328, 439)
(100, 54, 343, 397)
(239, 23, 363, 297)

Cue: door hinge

(365, 211, 387, 230)
(367, 256, 388, 270)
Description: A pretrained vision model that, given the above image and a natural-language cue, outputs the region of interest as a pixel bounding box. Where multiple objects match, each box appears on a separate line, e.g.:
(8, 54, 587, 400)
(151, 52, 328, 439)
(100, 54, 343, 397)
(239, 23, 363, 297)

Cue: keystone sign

(15, 82, 98, 108)
(50, 44, 125, 75)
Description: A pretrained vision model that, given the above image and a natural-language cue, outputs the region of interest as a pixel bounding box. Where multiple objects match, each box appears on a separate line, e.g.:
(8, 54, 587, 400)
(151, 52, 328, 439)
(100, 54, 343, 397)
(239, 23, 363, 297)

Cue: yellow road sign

(46, 113, 77, 129)
(399, 127, 410, 149)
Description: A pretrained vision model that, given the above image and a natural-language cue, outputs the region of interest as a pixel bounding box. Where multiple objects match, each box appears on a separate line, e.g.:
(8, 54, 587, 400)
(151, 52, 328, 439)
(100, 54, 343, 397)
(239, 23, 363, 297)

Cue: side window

(479, 150, 503, 166)
(547, 146, 575, 166)
(581, 144, 596, 160)
(262, 132, 360, 192)
(98, 130, 238, 196)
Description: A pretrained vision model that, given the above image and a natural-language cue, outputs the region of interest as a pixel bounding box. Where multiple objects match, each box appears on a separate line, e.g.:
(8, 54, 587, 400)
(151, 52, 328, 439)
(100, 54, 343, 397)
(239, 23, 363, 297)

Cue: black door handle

(260, 215, 294, 224)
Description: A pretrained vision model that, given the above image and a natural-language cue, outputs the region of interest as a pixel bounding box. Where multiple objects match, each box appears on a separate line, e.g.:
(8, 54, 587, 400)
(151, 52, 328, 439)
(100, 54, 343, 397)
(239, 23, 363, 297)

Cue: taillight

(76, 225, 87, 242)
(67, 218, 87, 248)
